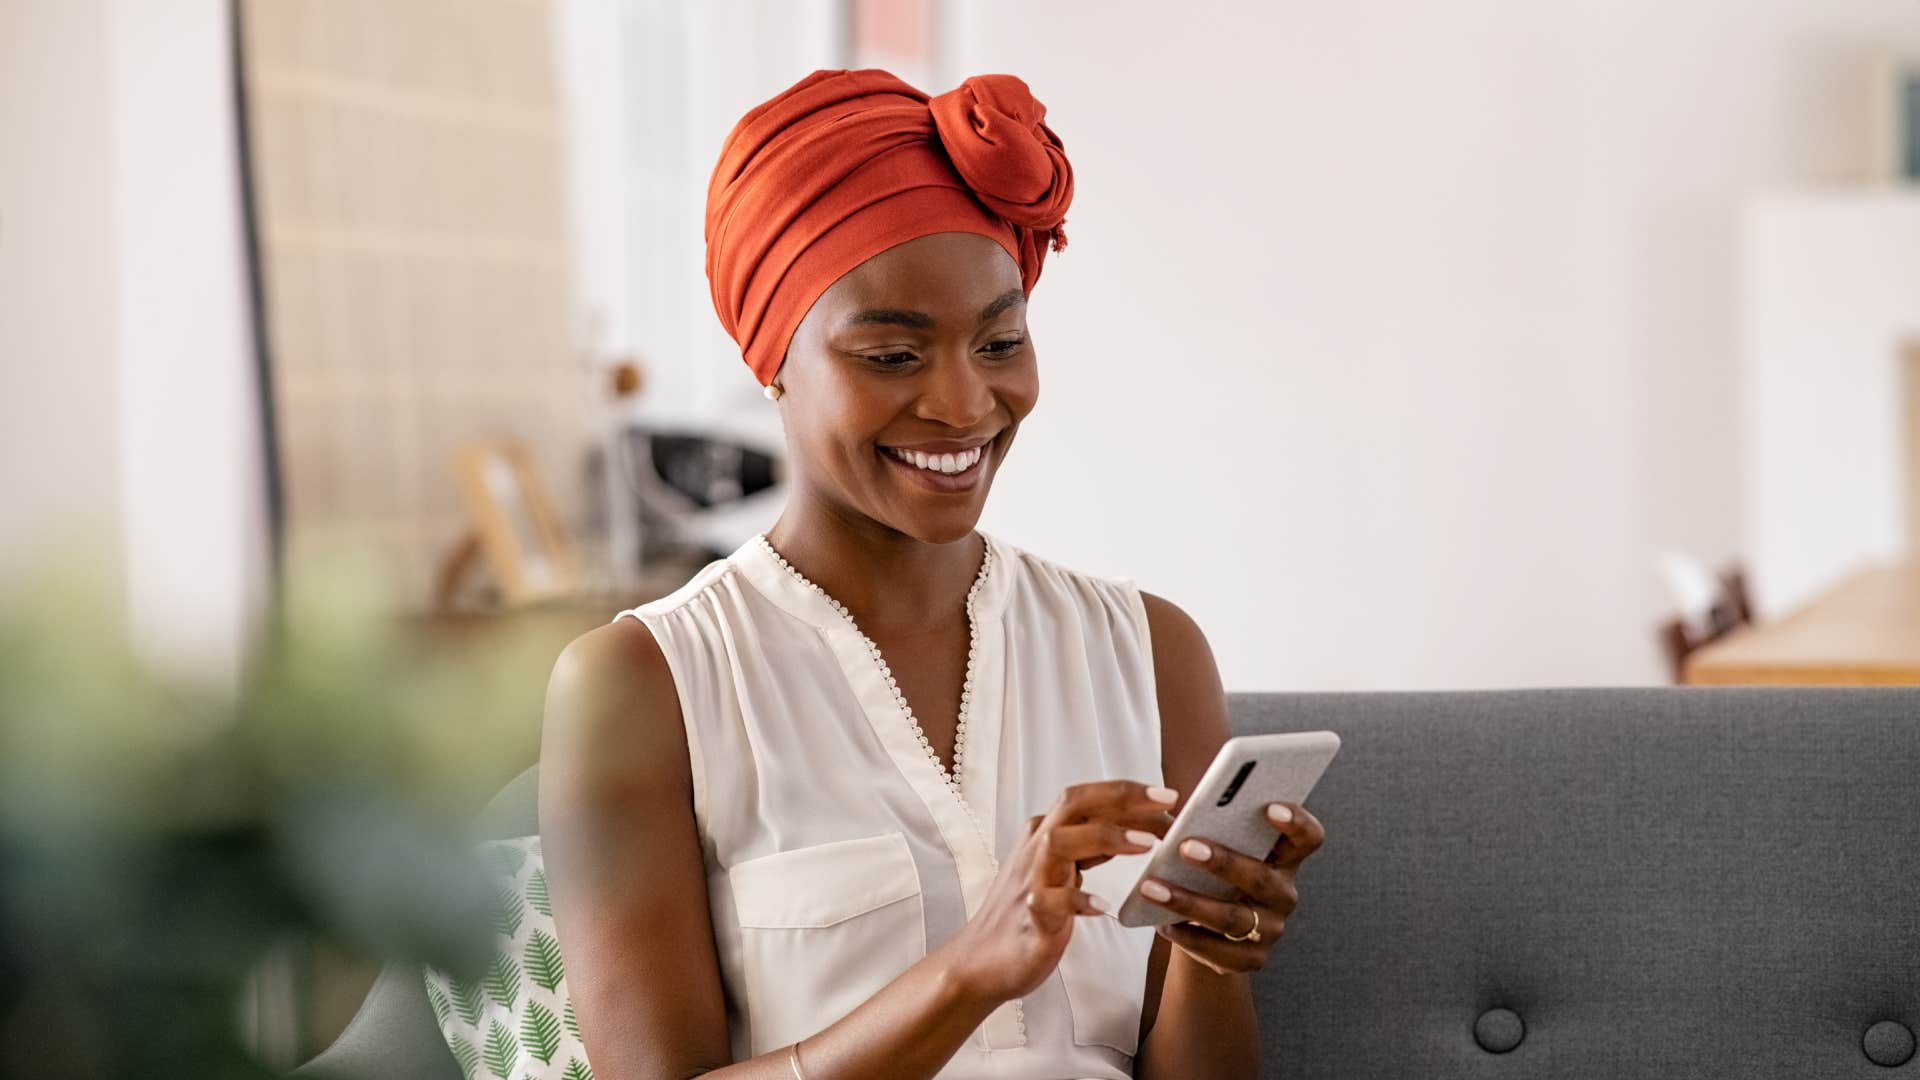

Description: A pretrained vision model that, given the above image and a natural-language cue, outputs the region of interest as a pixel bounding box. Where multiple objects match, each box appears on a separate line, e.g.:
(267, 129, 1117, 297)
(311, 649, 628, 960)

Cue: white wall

(937, 0, 1920, 689)
(1740, 193, 1920, 614)
(111, 0, 270, 695)
(0, 0, 268, 695)
(0, 0, 123, 597)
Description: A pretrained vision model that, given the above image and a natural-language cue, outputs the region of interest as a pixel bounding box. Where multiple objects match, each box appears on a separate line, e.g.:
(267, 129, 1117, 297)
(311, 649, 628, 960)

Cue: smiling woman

(534, 67, 1325, 1080)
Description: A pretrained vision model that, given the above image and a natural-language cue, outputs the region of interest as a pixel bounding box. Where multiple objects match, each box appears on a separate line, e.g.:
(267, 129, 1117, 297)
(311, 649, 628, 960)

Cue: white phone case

(1083, 731, 1341, 928)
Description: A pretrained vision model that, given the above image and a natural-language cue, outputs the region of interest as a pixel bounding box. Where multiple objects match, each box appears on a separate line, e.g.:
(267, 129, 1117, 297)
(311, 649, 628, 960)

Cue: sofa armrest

(290, 962, 462, 1080)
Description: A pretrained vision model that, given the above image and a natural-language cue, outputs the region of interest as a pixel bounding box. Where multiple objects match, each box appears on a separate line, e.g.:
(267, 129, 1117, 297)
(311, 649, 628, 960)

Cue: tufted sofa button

(1863, 1020, 1915, 1067)
(1473, 1008, 1525, 1054)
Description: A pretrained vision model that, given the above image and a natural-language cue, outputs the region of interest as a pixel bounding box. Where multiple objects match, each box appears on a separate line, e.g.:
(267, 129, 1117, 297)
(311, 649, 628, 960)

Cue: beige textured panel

(239, 0, 582, 613)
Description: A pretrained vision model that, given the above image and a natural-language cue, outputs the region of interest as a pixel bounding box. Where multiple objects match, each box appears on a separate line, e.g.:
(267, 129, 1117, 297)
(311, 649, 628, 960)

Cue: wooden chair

(1658, 564, 1753, 683)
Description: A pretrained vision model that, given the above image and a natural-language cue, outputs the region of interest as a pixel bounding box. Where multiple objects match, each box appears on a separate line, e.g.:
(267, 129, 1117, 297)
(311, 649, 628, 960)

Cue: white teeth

(888, 445, 983, 475)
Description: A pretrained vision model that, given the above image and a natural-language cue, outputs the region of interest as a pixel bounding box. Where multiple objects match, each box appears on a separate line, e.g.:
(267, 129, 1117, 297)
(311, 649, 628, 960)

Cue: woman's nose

(914, 352, 995, 428)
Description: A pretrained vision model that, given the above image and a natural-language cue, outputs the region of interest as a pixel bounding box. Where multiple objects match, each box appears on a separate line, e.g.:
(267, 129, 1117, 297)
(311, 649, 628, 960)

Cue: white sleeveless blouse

(613, 530, 1163, 1078)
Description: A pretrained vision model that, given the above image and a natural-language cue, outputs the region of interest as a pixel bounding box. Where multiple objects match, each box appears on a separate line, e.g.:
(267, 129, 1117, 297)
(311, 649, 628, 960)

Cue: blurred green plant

(0, 544, 557, 1078)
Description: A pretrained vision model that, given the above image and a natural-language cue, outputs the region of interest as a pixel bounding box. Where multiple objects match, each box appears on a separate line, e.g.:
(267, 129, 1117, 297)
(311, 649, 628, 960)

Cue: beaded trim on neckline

(752, 533, 993, 805)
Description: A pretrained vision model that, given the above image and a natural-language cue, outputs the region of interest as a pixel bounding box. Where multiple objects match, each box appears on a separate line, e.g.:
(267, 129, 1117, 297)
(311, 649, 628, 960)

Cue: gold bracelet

(787, 1042, 810, 1080)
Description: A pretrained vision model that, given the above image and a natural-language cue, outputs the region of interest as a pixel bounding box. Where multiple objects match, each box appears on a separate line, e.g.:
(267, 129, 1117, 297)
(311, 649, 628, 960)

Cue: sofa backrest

(297, 687, 1920, 1078)
(1234, 687, 1920, 1077)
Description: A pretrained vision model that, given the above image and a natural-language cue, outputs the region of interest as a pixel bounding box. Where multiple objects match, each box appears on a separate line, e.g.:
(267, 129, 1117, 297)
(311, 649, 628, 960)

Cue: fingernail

(1085, 893, 1108, 914)
(1147, 786, 1178, 805)
(1125, 829, 1158, 848)
(1268, 804, 1294, 825)
(1180, 839, 1212, 862)
(1141, 880, 1172, 903)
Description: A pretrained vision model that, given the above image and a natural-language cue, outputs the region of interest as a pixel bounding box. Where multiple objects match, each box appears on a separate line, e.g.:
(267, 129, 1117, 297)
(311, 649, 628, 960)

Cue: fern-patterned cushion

(423, 837, 593, 1080)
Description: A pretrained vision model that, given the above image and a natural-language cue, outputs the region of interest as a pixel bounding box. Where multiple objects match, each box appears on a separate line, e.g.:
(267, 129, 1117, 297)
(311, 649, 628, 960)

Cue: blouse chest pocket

(1047, 831, 1157, 1058)
(1055, 908, 1156, 1056)
(728, 832, 927, 1056)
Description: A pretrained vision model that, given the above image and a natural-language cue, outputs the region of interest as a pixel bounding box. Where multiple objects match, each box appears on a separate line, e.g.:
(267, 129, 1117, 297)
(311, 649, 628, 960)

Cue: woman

(539, 68, 1326, 1079)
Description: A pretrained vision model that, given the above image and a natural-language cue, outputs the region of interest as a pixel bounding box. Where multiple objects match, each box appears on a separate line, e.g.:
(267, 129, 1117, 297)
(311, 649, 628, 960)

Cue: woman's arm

(1130, 593, 1262, 1080)
(538, 619, 1021, 1079)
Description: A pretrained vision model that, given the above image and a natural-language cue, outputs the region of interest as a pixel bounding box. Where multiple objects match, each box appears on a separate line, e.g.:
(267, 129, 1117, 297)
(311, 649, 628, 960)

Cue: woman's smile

(878, 436, 993, 493)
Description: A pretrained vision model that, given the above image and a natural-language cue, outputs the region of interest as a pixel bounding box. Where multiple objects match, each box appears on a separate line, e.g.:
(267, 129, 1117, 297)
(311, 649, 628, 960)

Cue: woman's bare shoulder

(537, 622, 730, 1074)
(1138, 591, 1231, 793)
(541, 616, 690, 803)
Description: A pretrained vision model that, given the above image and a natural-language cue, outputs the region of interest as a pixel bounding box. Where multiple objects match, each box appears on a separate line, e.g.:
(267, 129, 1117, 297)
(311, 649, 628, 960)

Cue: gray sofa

(296, 687, 1920, 1078)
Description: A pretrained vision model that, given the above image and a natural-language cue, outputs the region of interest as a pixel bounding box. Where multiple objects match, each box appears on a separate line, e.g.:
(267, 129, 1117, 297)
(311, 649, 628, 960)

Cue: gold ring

(1222, 908, 1261, 943)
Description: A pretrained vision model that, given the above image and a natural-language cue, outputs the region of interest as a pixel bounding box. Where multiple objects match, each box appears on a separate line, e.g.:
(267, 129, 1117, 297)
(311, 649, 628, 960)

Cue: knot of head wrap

(705, 68, 1075, 386)
(929, 74, 1073, 255)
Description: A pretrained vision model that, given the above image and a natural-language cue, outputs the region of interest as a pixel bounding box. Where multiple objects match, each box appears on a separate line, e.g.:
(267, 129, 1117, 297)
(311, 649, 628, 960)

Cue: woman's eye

(861, 338, 1023, 366)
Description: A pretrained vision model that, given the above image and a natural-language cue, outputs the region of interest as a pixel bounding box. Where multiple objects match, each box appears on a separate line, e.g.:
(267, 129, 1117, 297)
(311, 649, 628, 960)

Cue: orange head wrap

(705, 68, 1074, 387)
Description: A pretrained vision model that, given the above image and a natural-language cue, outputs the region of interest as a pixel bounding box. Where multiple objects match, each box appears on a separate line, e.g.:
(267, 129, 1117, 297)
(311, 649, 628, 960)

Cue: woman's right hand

(936, 780, 1180, 1005)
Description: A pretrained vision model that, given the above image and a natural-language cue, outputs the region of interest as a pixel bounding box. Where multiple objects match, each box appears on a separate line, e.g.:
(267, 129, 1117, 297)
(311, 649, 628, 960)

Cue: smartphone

(1082, 731, 1341, 928)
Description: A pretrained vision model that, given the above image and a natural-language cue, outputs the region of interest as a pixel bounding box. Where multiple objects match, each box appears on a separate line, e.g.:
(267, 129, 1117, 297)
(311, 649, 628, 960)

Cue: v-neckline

(732, 531, 1013, 863)
(751, 531, 991, 788)
(730, 529, 1030, 1050)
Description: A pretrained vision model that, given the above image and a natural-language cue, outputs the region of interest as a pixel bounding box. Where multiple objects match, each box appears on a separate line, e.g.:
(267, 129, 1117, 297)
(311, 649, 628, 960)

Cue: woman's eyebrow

(840, 289, 1027, 331)
(842, 308, 934, 330)
(978, 288, 1026, 323)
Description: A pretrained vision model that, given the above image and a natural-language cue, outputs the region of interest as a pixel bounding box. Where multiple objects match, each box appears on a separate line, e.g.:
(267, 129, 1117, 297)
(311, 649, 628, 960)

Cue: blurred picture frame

(451, 440, 582, 606)
(1872, 51, 1920, 185)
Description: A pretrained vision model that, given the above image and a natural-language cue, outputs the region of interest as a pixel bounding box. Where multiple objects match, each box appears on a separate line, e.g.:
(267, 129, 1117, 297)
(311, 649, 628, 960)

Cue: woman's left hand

(1143, 801, 1326, 974)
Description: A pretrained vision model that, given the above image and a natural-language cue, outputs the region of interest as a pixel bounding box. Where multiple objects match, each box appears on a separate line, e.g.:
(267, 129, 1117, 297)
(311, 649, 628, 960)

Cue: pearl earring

(763, 383, 783, 401)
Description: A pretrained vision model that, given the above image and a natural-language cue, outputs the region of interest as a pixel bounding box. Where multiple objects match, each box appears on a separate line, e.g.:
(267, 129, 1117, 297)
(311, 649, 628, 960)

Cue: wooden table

(1683, 561, 1920, 685)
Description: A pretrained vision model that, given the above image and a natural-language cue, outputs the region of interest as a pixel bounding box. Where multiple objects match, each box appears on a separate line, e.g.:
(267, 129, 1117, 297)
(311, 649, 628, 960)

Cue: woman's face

(777, 231, 1039, 545)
